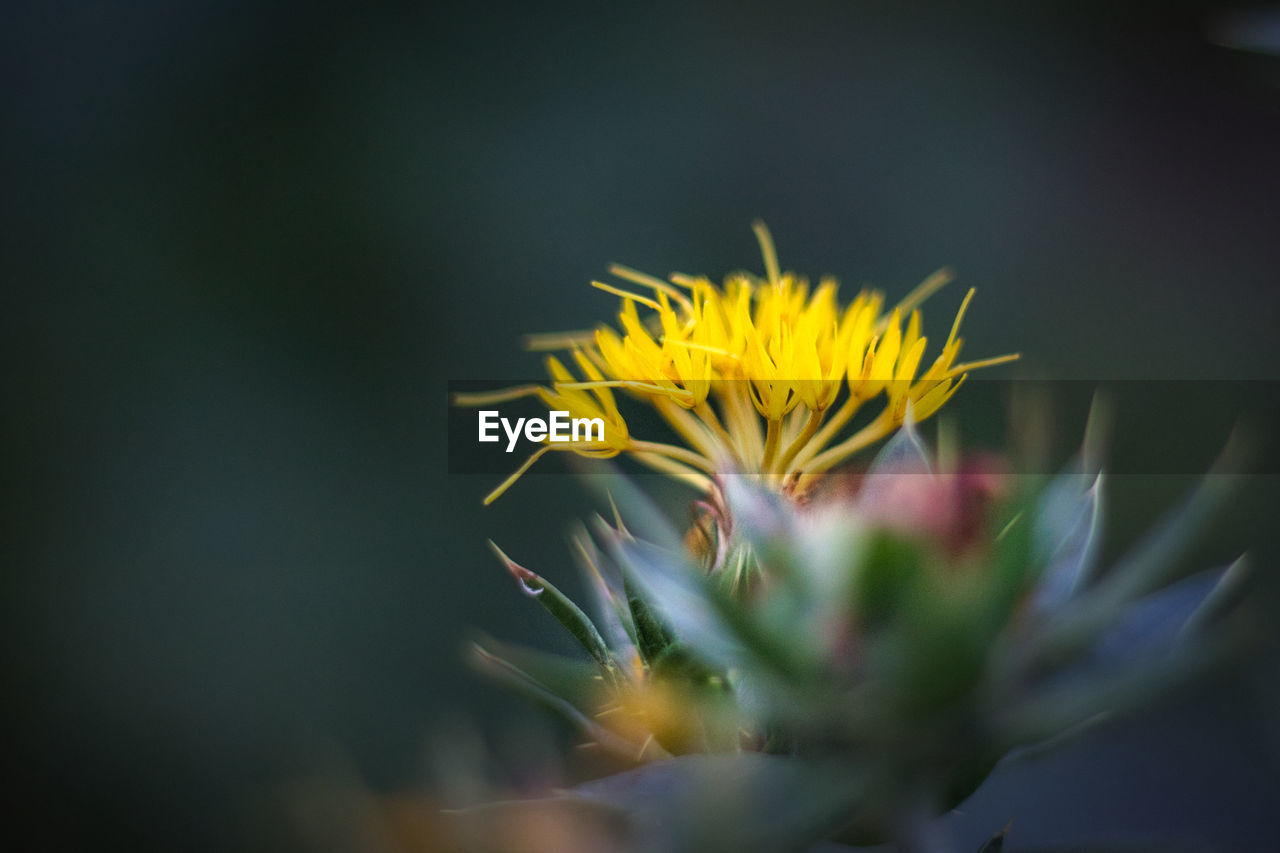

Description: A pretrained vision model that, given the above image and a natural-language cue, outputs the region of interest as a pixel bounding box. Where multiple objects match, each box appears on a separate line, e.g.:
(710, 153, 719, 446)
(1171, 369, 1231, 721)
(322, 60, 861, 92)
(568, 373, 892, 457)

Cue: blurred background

(4, 1, 1279, 850)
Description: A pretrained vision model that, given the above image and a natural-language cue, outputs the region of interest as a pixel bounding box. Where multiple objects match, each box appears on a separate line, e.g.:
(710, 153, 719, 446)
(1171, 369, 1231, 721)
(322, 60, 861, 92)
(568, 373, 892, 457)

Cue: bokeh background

(5, 1, 1280, 850)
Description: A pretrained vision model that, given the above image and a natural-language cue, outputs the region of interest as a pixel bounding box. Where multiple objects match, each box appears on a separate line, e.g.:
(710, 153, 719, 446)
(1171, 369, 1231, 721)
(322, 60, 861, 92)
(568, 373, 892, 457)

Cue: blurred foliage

(465, 418, 1256, 850)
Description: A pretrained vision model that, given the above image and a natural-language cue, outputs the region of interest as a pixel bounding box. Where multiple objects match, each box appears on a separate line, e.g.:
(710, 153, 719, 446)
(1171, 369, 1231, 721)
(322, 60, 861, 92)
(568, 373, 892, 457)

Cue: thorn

(606, 491, 632, 539)
(487, 540, 543, 596)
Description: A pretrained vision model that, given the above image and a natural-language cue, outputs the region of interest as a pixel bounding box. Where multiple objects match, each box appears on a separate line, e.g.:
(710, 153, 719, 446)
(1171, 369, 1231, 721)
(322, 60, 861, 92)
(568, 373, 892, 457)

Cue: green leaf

(608, 536, 744, 671)
(467, 643, 653, 759)
(625, 569, 676, 667)
(1030, 455, 1240, 663)
(980, 499, 1036, 637)
(470, 634, 607, 712)
(1032, 466, 1104, 615)
(650, 643, 723, 687)
(611, 536, 809, 685)
(489, 541, 621, 685)
(892, 581, 989, 712)
(854, 532, 926, 631)
(571, 522, 641, 657)
(588, 515, 679, 667)
(1179, 553, 1250, 638)
(991, 632, 1227, 749)
(1091, 566, 1232, 665)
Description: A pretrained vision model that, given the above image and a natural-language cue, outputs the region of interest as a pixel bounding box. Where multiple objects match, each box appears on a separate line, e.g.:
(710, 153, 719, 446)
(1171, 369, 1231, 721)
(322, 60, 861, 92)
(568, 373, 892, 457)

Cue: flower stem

(774, 408, 825, 475)
(761, 417, 782, 472)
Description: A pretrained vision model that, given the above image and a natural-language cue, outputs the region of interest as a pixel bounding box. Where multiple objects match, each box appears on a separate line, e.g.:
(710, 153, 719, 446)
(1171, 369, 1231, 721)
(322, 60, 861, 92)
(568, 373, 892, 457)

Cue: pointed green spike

(571, 459, 685, 552)
(489, 541, 620, 684)
(1031, 449, 1242, 662)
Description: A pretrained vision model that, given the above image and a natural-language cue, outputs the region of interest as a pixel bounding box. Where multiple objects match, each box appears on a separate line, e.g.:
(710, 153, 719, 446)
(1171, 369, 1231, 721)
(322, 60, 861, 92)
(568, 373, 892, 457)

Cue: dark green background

(4, 1, 1279, 849)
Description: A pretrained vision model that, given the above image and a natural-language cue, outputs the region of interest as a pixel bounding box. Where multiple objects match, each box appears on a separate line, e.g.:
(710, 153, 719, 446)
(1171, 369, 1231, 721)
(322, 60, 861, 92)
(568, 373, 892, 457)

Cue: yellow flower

(455, 223, 1018, 503)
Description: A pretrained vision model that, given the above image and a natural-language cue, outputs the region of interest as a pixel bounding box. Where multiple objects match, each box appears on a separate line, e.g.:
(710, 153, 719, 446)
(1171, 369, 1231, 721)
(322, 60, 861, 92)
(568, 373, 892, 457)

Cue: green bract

(468, 416, 1249, 852)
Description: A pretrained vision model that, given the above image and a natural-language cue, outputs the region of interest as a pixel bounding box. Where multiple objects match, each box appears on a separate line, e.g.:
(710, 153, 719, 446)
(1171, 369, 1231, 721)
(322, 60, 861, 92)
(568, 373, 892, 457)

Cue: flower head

(456, 223, 1017, 503)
